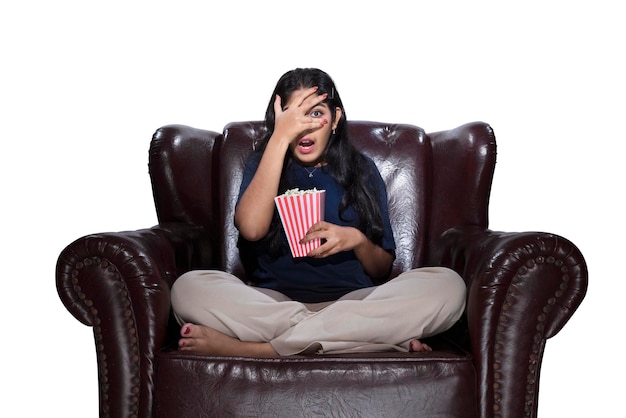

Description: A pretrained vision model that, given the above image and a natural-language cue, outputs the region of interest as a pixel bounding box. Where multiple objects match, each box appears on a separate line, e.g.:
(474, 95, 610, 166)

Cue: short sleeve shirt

(237, 153, 396, 303)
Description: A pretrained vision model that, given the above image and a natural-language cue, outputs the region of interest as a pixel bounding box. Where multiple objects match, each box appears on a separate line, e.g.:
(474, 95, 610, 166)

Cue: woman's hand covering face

(272, 87, 329, 145)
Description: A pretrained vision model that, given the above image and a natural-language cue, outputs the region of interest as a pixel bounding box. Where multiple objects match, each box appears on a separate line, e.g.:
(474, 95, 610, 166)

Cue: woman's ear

(332, 107, 343, 130)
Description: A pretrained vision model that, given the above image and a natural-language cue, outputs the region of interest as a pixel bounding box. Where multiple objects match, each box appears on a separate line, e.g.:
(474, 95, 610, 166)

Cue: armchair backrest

(149, 121, 497, 281)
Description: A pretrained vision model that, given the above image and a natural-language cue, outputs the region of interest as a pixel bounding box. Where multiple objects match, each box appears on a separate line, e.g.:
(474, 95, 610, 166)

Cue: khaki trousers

(171, 267, 466, 355)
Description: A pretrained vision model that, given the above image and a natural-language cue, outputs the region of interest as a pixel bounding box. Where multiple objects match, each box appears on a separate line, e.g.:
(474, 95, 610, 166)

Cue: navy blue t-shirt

(237, 153, 396, 303)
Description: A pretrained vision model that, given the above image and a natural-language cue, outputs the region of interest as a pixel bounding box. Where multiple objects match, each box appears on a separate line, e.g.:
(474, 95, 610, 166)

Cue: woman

(171, 68, 465, 357)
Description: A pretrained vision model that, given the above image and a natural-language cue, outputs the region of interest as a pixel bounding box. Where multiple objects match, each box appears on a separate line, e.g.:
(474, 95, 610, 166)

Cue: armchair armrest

(432, 227, 588, 418)
(56, 223, 212, 418)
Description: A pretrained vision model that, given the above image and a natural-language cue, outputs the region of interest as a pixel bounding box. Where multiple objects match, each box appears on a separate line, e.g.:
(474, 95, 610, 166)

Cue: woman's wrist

(268, 130, 295, 150)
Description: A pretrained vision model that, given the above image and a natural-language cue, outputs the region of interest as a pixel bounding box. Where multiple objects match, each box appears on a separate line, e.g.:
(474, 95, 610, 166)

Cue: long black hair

(257, 68, 385, 256)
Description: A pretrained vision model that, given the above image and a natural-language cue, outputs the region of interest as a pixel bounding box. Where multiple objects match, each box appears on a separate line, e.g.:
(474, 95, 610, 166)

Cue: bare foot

(178, 323, 278, 358)
(409, 339, 432, 352)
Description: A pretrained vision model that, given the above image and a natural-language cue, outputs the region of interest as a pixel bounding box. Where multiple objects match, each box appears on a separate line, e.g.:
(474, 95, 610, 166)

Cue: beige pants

(171, 267, 466, 356)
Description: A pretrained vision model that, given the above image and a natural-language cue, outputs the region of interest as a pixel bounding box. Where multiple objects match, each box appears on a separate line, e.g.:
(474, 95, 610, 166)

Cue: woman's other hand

(302, 221, 394, 280)
(301, 221, 364, 258)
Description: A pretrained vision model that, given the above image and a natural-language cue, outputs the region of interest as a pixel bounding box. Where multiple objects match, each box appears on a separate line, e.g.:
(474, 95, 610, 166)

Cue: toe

(181, 323, 194, 337)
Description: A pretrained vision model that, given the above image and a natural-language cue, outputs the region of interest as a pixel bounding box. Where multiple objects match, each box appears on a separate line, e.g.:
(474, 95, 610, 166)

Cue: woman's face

(284, 88, 342, 167)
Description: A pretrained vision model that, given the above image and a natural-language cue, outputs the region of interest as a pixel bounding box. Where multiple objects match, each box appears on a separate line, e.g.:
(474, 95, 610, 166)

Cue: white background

(1, 1, 623, 416)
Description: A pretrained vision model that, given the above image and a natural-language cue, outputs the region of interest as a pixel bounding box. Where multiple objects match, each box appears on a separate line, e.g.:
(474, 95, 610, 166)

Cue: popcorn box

(274, 188, 326, 258)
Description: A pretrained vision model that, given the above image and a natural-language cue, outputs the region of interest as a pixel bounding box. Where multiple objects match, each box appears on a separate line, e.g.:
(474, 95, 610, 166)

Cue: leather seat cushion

(154, 343, 475, 417)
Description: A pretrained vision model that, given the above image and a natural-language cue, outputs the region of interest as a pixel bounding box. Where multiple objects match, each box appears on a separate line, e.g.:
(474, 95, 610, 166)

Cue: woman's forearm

(235, 138, 289, 241)
(353, 235, 394, 280)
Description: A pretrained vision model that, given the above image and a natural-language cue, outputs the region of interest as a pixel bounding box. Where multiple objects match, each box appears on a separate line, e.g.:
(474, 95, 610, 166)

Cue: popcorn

(274, 188, 326, 258)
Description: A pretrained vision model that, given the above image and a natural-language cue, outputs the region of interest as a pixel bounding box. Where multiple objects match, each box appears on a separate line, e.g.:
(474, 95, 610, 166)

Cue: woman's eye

(310, 110, 323, 118)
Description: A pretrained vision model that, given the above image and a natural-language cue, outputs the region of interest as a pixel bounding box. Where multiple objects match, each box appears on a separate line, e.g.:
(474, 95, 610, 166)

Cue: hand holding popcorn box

(274, 188, 326, 258)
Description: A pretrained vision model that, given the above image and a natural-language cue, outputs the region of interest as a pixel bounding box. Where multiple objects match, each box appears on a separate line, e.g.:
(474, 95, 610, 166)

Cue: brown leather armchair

(56, 121, 587, 418)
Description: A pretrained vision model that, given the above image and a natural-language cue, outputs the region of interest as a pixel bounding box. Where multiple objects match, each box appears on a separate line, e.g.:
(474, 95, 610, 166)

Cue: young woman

(171, 68, 466, 357)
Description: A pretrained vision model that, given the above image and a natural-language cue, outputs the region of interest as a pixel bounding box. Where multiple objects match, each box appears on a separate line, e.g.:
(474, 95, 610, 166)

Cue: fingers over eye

(298, 87, 326, 107)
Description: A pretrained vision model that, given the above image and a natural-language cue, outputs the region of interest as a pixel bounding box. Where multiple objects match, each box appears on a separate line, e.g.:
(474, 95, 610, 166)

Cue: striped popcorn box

(274, 188, 326, 258)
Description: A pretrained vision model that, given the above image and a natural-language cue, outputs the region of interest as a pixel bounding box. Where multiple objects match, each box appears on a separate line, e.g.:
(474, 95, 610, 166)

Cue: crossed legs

(170, 267, 466, 357)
